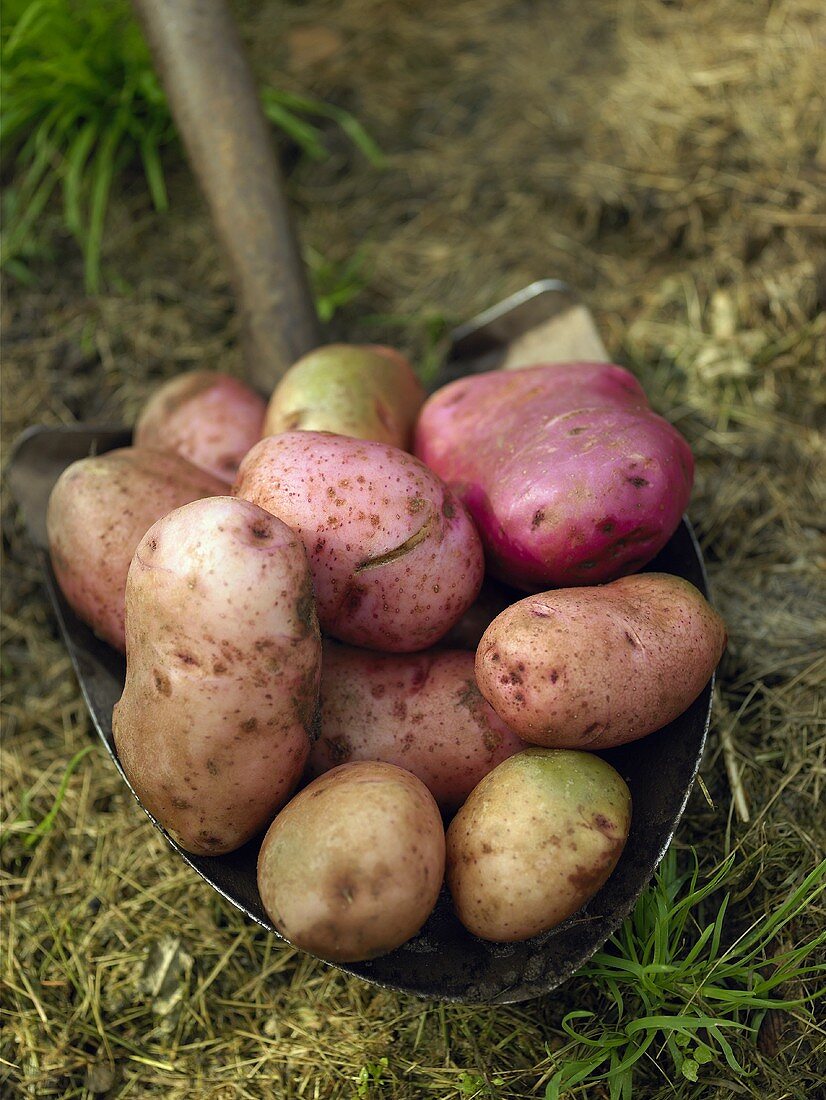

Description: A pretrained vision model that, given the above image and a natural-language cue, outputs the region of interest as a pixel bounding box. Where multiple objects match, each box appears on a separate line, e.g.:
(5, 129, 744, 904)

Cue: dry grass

(2, 0, 825, 1096)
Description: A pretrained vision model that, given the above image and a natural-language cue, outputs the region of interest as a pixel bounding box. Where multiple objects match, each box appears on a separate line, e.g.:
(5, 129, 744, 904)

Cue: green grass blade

(624, 1015, 750, 1036)
(263, 87, 386, 166)
(2, 166, 58, 259)
(2, 256, 37, 284)
(139, 132, 168, 211)
(23, 745, 94, 849)
(83, 119, 123, 291)
(2, 0, 51, 58)
(705, 1024, 751, 1075)
(62, 119, 99, 235)
(705, 890, 731, 961)
(327, 105, 387, 167)
(261, 96, 326, 160)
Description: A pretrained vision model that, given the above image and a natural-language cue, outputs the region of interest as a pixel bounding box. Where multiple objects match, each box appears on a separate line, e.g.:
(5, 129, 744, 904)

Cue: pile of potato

(47, 344, 726, 962)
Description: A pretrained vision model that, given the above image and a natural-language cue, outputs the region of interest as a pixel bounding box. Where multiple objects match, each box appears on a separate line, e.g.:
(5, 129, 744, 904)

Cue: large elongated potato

(234, 431, 484, 651)
(135, 370, 266, 482)
(307, 643, 525, 811)
(414, 362, 694, 589)
(47, 448, 225, 651)
(257, 762, 445, 962)
(113, 496, 321, 856)
(447, 749, 631, 941)
(263, 344, 425, 450)
(476, 573, 726, 748)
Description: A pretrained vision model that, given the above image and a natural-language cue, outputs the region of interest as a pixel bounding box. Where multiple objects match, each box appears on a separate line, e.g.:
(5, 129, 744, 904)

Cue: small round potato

(113, 496, 321, 855)
(257, 762, 445, 962)
(234, 431, 484, 651)
(47, 447, 225, 651)
(308, 643, 525, 812)
(446, 749, 631, 942)
(263, 344, 425, 450)
(135, 370, 266, 482)
(475, 573, 727, 748)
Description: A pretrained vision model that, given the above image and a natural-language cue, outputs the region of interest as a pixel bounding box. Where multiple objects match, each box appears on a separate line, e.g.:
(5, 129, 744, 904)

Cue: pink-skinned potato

(113, 496, 321, 856)
(263, 344, 425, 450)
(414, 362, 694, 589)
(447, 749, 631, 942)
(475, 573, 726, 749)
(234, 431, 484, 651)
(47, 447, 226, 651)
(308, 643, 525, 811)
(257, 761, 445, 962)
(135, 370, 266, 482)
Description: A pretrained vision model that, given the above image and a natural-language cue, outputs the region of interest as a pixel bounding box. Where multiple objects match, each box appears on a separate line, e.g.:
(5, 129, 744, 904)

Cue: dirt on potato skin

(2, 0, 825, 1097)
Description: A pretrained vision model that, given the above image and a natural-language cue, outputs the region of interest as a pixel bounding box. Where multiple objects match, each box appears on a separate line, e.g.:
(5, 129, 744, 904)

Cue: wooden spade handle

(132, 0, 321, 390)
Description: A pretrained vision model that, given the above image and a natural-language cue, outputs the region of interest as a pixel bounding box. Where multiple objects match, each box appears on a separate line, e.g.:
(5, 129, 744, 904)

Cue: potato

(308, 643, 525, 811)
(476, 573, 726, 749)
(257, 761, 445, 962)
(446, 749, 631, 941)
(414, 362, 694, 589)
(263, 344, 425, 450)
(234, 431, 484, 651)
(47, 447, 225, 651)
(135, 370, 266, 482)
(113, 496, 321, 856)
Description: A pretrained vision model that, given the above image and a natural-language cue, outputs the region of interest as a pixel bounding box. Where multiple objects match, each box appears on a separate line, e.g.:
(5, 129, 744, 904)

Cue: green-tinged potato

(446, 749, 631, 941)
(307, 643, 525, 812)
(47, 448, 226, 651)
(134, 370, 266, 482)
(113, 496, 321, 856)
(257, 762, 445, 962)
(263, 344, 425, 450)
(476, 573, 726, 748)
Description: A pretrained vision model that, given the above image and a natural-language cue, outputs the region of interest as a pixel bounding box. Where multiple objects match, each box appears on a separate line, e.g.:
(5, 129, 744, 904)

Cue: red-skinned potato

(307, 643, 525, 812)
(234, 431, 484, 651)
(257, 761, 445, 962)
(47, 447, 225, 651)
(135, 370, 266, 482)
(415, 362, 694, 589)
(446, 749, 631, 942)
(263, 344, 425, 450)
(113, 496, 321, 856)
(475, 573, 726, 748)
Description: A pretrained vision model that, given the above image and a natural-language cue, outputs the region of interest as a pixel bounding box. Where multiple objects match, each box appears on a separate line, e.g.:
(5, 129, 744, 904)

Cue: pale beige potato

(263, 344, 425, 450)
(308, 643, 525, 812)
(257, 762, 445, 962)
(446, 749, 631, 942)
(113, 496, 321, 856)
(475, 573, 727, 748)
(47, 447, 225, 651)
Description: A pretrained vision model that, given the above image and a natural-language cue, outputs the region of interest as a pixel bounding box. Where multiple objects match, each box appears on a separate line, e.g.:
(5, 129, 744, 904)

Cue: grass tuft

(545, 849, 826, 1099)
(1, 0, 383, 295)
